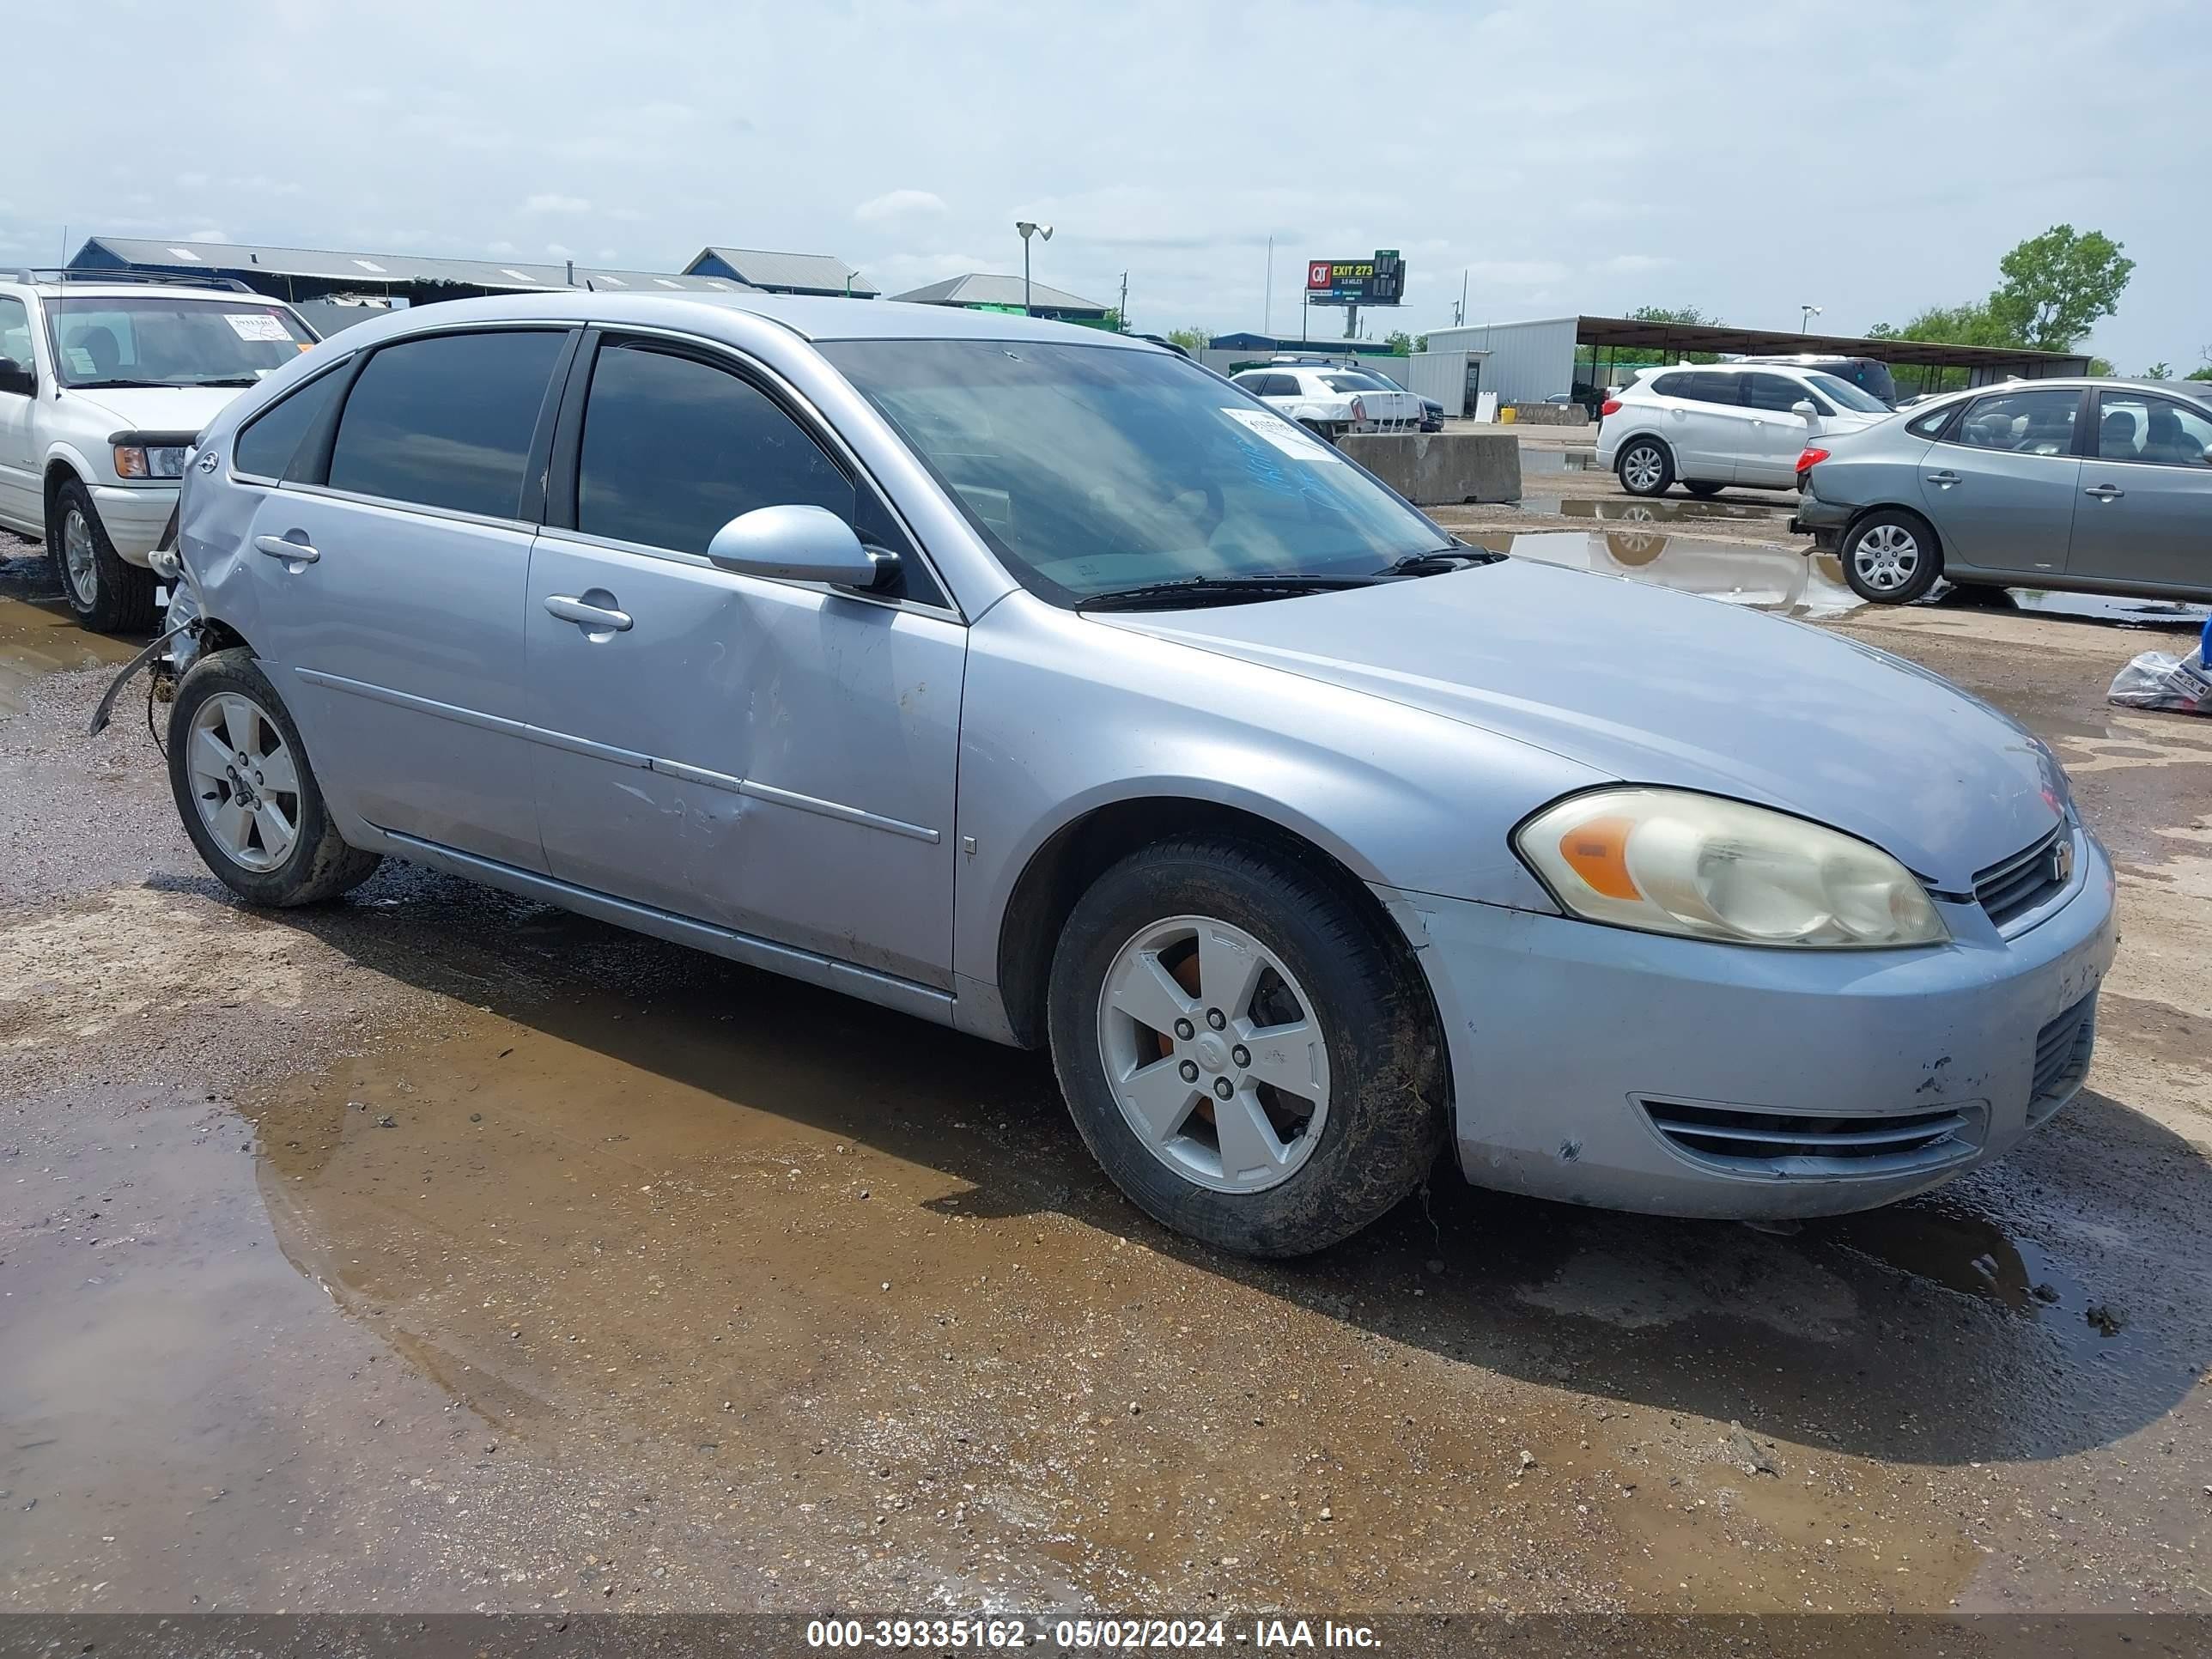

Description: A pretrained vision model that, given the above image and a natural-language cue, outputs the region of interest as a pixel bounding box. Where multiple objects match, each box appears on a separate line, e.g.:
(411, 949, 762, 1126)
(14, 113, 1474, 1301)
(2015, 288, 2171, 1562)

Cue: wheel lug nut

(1231, 1045, 1249, 1067)
(1172, 1017, 1194, 1041)
(1178, 1060, 1199, 1083)
(1212, 1078, 1234, 1100)
(1206, 1008, 1225, 1030)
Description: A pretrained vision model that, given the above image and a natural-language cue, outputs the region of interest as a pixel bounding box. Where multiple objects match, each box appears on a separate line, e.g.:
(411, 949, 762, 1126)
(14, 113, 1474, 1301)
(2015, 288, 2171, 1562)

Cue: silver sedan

(153, 293, 2114, 1255)
(1795, 377, 2212, 605)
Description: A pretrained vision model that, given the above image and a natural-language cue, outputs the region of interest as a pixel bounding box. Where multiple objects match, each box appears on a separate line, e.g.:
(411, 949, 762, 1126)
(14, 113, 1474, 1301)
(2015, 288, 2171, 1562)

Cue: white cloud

(182, 228, 230, 244)
(177, 172, 210, 190)
(1600, 253, 1673, 275)
(544, 242, 576, 259)
(486, 240, 519, 256)
(523, 192, 591, 214)
(854, 188, 946, 224)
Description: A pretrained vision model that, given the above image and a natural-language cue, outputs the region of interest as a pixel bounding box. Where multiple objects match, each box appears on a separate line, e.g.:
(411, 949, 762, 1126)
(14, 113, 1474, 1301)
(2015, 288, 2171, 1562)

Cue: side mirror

(0, 356, 35, 398)
(706, 504, 895, 589)
(1791, 399, 1820, 421)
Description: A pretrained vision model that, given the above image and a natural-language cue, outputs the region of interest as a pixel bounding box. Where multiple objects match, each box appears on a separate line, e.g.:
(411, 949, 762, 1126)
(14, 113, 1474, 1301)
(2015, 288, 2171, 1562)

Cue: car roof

(0, 277, 280, 302)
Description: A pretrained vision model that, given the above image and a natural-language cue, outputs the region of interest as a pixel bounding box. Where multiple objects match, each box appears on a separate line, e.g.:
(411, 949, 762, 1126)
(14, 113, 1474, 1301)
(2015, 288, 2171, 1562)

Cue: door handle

(1925, 471, 1960, 488)
(544, 593, 633, 632)
(253, 532, 319, 563)
(2082, 483, 2124, 501)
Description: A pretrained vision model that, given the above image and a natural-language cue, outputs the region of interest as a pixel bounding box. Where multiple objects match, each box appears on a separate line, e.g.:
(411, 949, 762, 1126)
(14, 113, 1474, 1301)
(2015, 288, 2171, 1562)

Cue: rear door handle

(253, 532, 319, 563)
(1925, 471, 1960, 488)
(2083, 483, 2124, 500)
(544, 593, 633, 632)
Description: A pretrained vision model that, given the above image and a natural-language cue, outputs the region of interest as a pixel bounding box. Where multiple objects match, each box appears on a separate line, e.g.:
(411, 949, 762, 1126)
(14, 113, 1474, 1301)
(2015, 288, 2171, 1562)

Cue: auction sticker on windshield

(1220, 406, 1342, 462)
(224, 313, 296, 342)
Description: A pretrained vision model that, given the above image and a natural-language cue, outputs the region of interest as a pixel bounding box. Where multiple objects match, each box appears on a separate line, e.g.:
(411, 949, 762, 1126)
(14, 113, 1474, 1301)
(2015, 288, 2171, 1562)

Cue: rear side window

(328, 330, 565, 518)
(1953, 388, 2080, 455)
(232, 367, 349, 481)
(1905, 402, 1960, 440)
(1677, 371, 1740, 404)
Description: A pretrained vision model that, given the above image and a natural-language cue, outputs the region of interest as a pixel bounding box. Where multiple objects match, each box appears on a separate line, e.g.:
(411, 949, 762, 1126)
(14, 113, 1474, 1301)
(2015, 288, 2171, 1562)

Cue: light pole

(1015, 221, 1053, 315)
(1800, 303, 1822, 335)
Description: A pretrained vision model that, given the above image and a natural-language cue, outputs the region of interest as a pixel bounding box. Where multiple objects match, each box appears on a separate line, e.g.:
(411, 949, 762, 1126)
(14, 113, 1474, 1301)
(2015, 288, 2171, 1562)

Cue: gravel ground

(2, 532, 2208, 1626)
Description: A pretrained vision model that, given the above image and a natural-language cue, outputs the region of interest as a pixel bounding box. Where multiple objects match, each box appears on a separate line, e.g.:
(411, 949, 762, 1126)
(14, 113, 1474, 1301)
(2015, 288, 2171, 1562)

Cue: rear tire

(167, 648, 383, 906)
(50, 478, 159, 635)
(1683, 480, 1725, 498)
(1048, 836, 1445, 1258)
(1616, 438, 1674, 496)
(1842, 507, 1943, 605)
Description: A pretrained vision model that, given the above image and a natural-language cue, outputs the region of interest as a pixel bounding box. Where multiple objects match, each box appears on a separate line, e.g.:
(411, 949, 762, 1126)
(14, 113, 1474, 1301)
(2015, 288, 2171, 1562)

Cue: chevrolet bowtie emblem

(2051, 838, 2075, 885)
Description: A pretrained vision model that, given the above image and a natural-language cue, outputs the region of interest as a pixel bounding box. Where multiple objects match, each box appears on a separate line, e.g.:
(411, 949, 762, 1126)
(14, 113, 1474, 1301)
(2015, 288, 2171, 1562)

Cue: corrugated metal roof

(73, 236, 750, 295)
(890, 272, 1109, 313)
(686, 246, 878, 296)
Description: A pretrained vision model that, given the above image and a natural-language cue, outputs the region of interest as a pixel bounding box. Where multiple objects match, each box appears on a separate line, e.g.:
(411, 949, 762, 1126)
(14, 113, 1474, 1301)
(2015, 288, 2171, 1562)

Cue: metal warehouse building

(683, 246, 878, 297)
(1423, 315, 2094, 405)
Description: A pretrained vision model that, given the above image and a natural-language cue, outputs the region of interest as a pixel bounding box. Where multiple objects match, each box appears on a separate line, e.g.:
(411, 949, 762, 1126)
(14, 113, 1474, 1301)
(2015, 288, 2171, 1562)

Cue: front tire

(1683, 480, 1725, 498)
(1048, 836, 1445, 1258)
(1842, 508, 1942, 605)
(1616, 438, 1674, 496)
(50, 478, 159, 634)
(167, 648, 382, 906)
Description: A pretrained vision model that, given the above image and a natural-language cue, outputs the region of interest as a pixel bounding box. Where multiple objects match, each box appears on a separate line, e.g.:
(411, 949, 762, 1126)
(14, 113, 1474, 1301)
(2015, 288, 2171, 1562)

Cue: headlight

(113, 445, 188, 480)
(1515, 787, 1948, 949)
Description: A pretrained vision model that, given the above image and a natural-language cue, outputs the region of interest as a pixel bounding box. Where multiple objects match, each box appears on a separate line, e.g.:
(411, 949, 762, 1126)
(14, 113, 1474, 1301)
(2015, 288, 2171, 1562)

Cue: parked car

(144, 293, 2114, 1258)
(0, 270, 319, 629)
(1228, 364, 1422, 441)
(1793, 378, 2212, 605)
(1735, 353, 1901, 409)
(1597, 363, 1891, 498)
(1344, 364, 1445, 431)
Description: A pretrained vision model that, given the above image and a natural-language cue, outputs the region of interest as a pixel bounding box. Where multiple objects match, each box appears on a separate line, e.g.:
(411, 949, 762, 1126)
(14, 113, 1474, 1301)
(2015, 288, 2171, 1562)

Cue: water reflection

(1461, 528, 1861, 619)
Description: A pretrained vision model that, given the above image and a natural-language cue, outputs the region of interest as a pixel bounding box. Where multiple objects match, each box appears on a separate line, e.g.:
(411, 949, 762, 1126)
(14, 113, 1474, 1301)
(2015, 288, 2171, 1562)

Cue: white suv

(1595, 362, 1892, 498)
(1228, 363, 1423, 442)
(0, 272, 319, 629)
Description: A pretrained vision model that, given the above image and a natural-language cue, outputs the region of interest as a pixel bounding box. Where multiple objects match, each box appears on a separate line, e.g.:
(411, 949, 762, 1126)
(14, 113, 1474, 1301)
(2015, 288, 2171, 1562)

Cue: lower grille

(2028, 994, 2095, 1121)
(1641, 1099, 1979, 1178)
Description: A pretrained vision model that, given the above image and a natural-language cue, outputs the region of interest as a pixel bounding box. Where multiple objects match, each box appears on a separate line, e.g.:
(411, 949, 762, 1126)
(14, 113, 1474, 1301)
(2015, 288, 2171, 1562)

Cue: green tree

(1864, 301, 2014, 349)
(1165, 326, 1210, 353)
(1383, 330, 1415, 356)
(2143, 362, 2173, 380)
(1986, 224, 2134, 353)
(2188, 367, 2212, 382)
(1583, 304, 1723, 376)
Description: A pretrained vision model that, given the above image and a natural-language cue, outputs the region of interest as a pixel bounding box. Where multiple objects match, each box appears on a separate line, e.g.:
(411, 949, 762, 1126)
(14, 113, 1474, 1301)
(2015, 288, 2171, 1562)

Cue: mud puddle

(1461, 528, 1859, 618)
(1520, 449, 1597, 474)
(1927, 585, 2209, 631)
(1521, 495, 1797, 524)
(0, 596, 139, 715)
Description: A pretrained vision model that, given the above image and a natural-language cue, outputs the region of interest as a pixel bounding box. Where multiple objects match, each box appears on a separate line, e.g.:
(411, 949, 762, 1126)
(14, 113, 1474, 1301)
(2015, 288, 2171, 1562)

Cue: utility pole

(1264, 235, 1273, 337)
(1454, 268, 1468, 328)
(1118, 270, 1128, 332)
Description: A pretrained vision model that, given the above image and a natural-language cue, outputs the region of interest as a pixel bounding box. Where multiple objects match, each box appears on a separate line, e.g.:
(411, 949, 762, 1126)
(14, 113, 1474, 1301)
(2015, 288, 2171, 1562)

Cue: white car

(0, 272, 319, 629)
(1595, 362, 1891, 498)
(1228, 363, 1423, 442)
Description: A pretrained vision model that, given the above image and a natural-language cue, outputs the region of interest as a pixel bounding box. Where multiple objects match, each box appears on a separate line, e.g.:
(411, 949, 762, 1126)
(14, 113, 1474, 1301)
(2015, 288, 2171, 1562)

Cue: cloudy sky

(10, 1, 2208, 368)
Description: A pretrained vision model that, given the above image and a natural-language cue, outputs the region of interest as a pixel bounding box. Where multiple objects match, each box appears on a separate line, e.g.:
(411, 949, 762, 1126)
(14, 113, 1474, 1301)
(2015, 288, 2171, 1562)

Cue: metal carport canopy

(1573, 313, 2089, 377)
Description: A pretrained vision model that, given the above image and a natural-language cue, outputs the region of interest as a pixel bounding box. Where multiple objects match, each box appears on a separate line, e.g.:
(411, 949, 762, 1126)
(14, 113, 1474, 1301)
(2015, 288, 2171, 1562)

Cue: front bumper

(1384, 828, 2118, 1219)
(88, 483, 180, 565)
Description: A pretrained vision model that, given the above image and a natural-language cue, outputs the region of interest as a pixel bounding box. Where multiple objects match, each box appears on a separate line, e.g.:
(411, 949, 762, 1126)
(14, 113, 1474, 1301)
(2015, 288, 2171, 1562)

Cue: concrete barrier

(1502, 402, 1589, 426)
(1337, 432, 1521, 505)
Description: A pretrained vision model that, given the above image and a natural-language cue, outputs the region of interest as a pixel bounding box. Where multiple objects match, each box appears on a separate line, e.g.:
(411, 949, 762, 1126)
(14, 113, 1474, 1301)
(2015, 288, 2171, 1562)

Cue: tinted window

(2094, 393, 2212, 468)
(233, 367, 349, 480)
(0, 296, 31, 385)
(1954, 388, 2079, 455)
(1677, 371, 1740, 404)
(1647, 372, 1688, 398)
(1745, 373, 1818, 413)
(1905, 401, 1962, 439)
(579, 343, 854, 555)
(329, 330, 564, 518)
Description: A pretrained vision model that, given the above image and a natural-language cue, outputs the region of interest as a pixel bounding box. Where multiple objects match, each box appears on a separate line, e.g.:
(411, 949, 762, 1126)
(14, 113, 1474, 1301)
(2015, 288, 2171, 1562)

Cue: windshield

(1804, 371, 1889, 413)
(1323, 372, 1391, 392)
(47, 295, 316, 388)
(821, 340, 1447, 605)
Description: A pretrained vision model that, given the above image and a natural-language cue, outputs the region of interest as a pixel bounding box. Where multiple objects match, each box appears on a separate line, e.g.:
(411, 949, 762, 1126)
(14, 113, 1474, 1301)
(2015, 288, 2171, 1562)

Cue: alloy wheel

(1622, 447, 1663, 492)
(1851, 523, 1921, 592)
(1095, 915, 1331, 1194)
(185, 692, 302, 872)
(61, 507, 98, 606)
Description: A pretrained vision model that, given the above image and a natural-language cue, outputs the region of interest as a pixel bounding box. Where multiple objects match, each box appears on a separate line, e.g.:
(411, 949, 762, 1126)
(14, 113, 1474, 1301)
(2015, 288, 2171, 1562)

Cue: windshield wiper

(182, 375, 262, 387)
(1078, 574, 1381, 613)
(1379, 544, 1507, 577)
(70, 378, 172, 390)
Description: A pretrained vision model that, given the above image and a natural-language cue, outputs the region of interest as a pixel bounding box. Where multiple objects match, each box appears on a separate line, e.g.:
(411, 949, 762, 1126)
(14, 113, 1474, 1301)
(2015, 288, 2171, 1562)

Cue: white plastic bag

(2108, 644, 2212, 714)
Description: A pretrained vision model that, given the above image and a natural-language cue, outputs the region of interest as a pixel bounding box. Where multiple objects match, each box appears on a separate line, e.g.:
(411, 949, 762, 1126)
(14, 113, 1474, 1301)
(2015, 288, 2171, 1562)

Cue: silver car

(1795, 377, 2212, 605)
(155, 293, 2116, 1256)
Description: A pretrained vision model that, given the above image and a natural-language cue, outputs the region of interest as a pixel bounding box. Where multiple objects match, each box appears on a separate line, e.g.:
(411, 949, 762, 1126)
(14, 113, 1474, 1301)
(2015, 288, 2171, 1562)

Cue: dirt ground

(2, 523, 2209, 1626)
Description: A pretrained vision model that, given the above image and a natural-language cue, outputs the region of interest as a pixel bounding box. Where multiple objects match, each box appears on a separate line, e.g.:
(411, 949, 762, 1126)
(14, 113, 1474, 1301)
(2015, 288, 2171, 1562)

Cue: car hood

(1096, 558, 2066, 890)
(64, 384, 247, 438)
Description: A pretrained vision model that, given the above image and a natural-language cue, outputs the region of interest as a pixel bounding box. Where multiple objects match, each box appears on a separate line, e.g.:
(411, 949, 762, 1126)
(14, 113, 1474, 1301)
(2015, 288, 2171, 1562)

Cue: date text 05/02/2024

(805, 1617, 1382, 1649)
